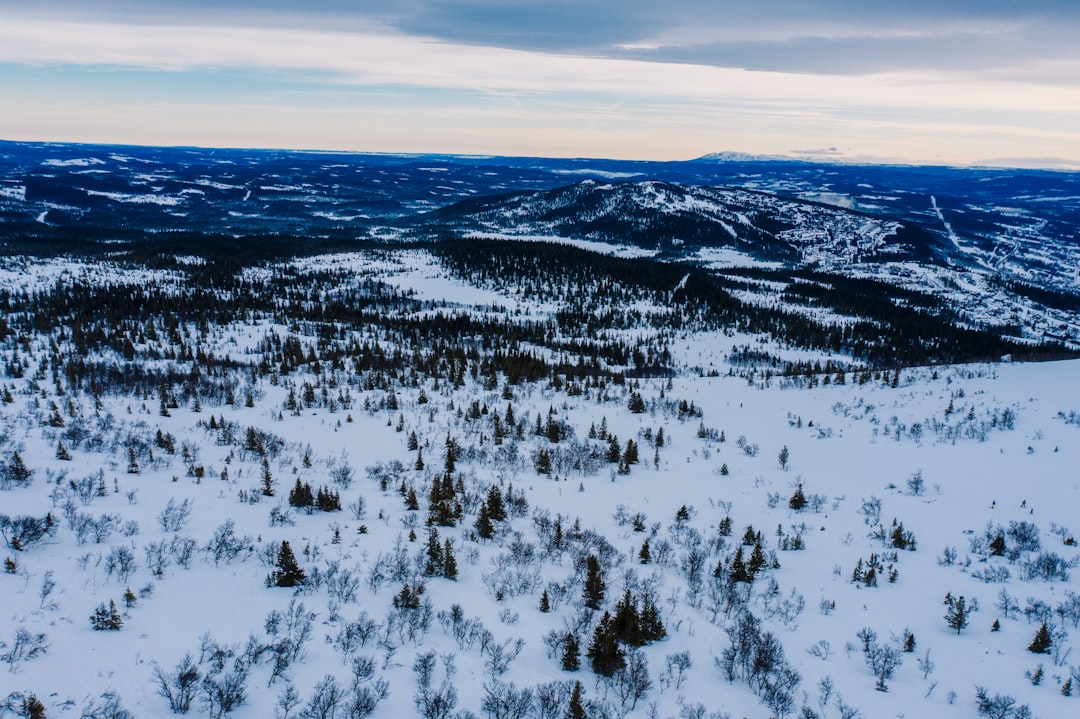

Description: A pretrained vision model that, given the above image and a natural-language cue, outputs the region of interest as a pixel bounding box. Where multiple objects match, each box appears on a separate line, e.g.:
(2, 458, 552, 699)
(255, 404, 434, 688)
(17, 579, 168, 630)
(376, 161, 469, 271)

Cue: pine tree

(90, 599, 123, 630)
(587, 612, 625, 677)
(565, 681, 586, 719)
(747, 540, 766, 578)
(638, 539, 651, 564)
(1028, 622, 1052, 654)
(561, 632, 580, 671)
(424, 528, 444, 577)
(260, 457, 274, 497)
(21, 694, 46, 719)
(475, 504, 495, 540)
(486, 485, 506, 522)
(267, 540, 306, 587)
(989, 533, 1006, 557)
(944, 594, 969, 635)
(788, 484, 806, 511)
(583, 555, 605, 609)
(730, 546, 750, 584)
(442, 540, 458, 580)
(539, 589, 551, 613)
(778, 445, 790, 470)
(611, 589, 642, 646)
(717, 516, 732, 535)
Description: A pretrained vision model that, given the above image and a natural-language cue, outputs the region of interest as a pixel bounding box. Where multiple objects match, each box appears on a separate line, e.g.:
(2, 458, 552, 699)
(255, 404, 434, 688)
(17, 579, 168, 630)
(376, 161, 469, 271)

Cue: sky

(1, 1, 1079, 167)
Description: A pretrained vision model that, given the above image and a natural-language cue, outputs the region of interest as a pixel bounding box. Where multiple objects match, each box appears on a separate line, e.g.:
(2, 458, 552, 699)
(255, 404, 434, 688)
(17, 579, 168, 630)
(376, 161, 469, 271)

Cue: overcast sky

(2, 1, 1078, 166)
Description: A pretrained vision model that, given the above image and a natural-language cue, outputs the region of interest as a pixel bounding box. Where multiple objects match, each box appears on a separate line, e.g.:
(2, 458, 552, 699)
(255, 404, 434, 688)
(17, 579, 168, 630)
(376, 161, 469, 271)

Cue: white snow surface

(0, 255, 1077, 719)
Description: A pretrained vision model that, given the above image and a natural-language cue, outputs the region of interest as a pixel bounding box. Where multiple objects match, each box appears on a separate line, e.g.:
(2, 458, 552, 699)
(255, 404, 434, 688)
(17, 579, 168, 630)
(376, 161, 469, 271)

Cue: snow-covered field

(1, 250, 1077, 719)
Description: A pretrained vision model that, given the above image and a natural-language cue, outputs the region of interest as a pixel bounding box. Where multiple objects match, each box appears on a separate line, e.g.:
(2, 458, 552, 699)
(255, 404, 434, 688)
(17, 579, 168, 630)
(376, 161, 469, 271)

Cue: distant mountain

(413, 179, 950, 265)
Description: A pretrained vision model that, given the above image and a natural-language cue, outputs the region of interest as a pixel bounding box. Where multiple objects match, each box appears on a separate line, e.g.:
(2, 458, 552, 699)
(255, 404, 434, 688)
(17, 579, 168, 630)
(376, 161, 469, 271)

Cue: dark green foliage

(475, 504, 495, 540)
(566, 681, 586, 719)
(944, 594, 969, 635)
(989, 533, 1006, 557)
(485, 485, 506, 522)
(583, 555, 605, 610)
(267, 540, 305, 588)
(90, 599, 123, 630)
(288, 479, 314, 509)
(21, 694, 46, 719)
(392, 582, 425, 610)
(586, 612, 625, 677)
(427, 473, 463, 526)
(260, 458, 274, 497)
(561, 632, 580, 671)
(788, 484, 806, 511)
(1028, 622, 1052, 654)
(422, 528, 458, 580)
(730, 546, 750, 584)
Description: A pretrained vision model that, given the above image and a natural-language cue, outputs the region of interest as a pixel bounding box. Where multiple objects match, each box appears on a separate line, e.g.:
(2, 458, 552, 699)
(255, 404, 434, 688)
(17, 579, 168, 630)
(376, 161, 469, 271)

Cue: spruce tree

(268, 540, 306, 587)
(442, 539, 458, 580)
(561, 632, 580, 671)
(587, 612, 625, 676)
(475, 503, 495, 540)
(788, 484, 806, 511)
(21, 694, 46, 719)
(730, 546, 750, 584)
(565, 681, 586, 719)
(944, 594, 969, 635)
(1028, 622, 1052, 654)
(90, 599, 123, 630)
(261, 457, 274, 497)
(583, 555, 605, 609)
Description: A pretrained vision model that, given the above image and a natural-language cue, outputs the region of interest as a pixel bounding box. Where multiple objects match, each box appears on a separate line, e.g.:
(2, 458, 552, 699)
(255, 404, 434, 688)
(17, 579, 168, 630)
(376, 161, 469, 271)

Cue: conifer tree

(944, 594, 969, 634)
(90, 599, 124, 630)
(1028, 622, 1052, 654)
(730, 546, 750, 584)
(583, 555, 605, 609)
(561, 632, 580, 671)
(611, 589, 642, 646)
(475, 504, 495, 540)
(748, 540, 766, 578)
(486, 485, 506, 522)
(638, 539, 651, 564)
(565, 681, 586, 719)
(788, 484, 806, 511)
(261, 457, 274, 497)
(21, 694, 46, 719)
(267, 540, 306, 587)
(587, 612, 625, 676)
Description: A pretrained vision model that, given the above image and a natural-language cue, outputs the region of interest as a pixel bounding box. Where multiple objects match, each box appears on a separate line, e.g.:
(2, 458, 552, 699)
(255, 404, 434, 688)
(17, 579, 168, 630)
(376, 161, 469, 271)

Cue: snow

(0, 185, 26, 201)
(0, 251, 1077, 719)
(465, 232, 659, 259)
(41, 158, 105, 168)
(85, 190, 183, 206)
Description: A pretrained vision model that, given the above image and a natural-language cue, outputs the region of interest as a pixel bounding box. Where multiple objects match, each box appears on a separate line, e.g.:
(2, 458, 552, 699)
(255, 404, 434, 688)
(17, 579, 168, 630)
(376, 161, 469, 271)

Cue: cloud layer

(1, 1, 1077, 163)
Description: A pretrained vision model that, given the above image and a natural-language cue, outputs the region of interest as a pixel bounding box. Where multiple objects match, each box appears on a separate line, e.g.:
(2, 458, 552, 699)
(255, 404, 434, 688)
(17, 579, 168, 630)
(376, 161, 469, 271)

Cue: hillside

(0, 242, 1078, 719)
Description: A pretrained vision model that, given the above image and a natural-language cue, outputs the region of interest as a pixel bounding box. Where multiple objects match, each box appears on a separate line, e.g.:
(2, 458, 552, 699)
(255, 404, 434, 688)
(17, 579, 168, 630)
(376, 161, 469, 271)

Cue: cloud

(7, 0, 1079, 75)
